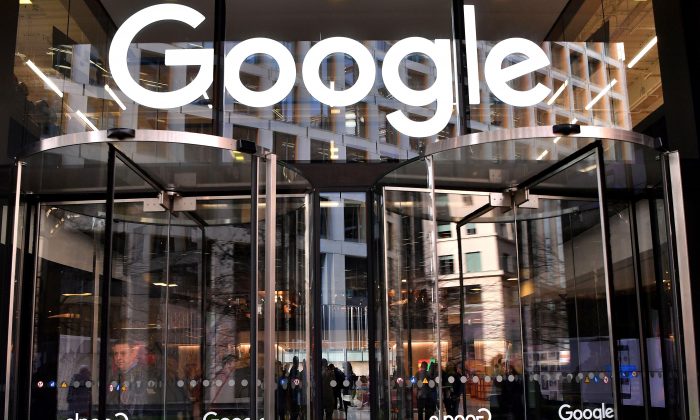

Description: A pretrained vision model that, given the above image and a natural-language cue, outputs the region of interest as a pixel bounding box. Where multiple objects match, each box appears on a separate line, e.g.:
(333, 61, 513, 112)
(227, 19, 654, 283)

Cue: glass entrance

(3, 127, 694, 420)
(376, 128, 690, 420)
(6, 133, 313, 420)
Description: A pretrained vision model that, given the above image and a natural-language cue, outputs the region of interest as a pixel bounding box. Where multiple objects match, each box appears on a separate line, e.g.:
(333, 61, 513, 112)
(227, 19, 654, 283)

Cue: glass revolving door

(376, 127, 689, 420)
(7, 131, 312, 420)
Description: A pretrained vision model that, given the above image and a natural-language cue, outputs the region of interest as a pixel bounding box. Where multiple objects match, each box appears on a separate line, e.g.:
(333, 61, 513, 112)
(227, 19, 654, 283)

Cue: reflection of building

(435, 219, 519, 370)
(319, 193, 370, 376)
(15, 37, 631, 162)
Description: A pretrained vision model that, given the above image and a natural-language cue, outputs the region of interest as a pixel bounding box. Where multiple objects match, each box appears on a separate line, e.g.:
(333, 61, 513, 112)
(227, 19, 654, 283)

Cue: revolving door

(376, 127, 695, 420)
(5, 131, 313, 420)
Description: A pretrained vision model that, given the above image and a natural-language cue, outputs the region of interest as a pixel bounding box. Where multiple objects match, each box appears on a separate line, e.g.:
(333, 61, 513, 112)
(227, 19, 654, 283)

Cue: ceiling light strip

(547, 80, 568, 105)
(585, 79, 617, 111)
(104, 84, 127, 110)
(627, 36, 657, 69)
(26, 60, 63, 98)
(75, 110, 99, 131)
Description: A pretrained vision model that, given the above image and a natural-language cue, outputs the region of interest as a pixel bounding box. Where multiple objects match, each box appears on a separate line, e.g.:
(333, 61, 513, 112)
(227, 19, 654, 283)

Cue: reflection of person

(343, 362, 358, 410)
(416, 361, 435, 420)
(164, 354, 192, 419)
(501, 366, 525, 420)
(300, 359, 308, 418)
(67, 366, 91, 416)
(109, 339, 158, 417)
(275, 362, 288, 420)
(442, 363, 462, 416)
(185, 362, 202, 419)
(287, 356, 303, 420)
(358, 375, 369, 408)
(321, 359, 336, 420)
(489, 354, 510, 418)
(330, 364, 345, 411)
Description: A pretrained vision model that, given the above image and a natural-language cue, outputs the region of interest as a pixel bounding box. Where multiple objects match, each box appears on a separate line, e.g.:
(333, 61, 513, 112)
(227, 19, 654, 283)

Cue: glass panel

(320, 192, 370, 420)
(383, 187, 440, 420)
(107, 158, 171, 419)
(21, 143, 110, 196)
(113, 142, 253, 194)
(515, 153, 616, 418)
(30, 202, 105, 419)
(632, 194, 685, 418)
(433, 193, 523, 420)
(271, 194, 311, 420)
(24, 144, 108, 420)
(607, 202, 646, 414)
(202, 196, 254, 419)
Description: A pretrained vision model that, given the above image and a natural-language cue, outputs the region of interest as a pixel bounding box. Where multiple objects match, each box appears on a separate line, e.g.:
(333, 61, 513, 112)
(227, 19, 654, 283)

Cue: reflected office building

(0, 1, 698, 420)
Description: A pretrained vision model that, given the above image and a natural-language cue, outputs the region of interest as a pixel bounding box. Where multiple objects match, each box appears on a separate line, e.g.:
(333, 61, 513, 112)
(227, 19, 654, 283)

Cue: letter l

(463, 5, 480, 105)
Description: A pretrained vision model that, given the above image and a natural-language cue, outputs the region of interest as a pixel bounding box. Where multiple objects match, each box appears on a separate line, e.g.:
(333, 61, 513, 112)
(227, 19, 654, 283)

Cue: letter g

(203, 411, 218, 420)
(109, 4, 214, 109)
(559, 404, 572, 420)
(478, 408, 492, 420)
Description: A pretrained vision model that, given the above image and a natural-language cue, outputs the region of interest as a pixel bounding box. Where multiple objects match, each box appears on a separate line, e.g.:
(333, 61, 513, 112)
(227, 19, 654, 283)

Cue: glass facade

(9, 0, 660, 159)
(0, 1, 696, 420)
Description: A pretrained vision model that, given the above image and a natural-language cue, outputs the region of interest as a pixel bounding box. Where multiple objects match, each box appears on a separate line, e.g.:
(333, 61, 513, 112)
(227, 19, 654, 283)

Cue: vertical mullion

(366, 190, 379, 420)
(647, 194, 674, 411)
(595, 143, 623, 417)
(98, 145, 116, 420)
(250, 156, 259, 420)
(456, 222, 466, 415)
(162, 206, 173, 414)
(263, 153, 277, 420)
(425, 155, 443, 417)
(303, 193, 312, 419)
(380, 187, 394, 416)
(16, 202, 39, 420)
(3, 161, 22, 420)
(662, 152, 697, 418)
(513, 204, 529, 420)
(629, 200, 652, 419)
(200, 226, 207, 414)
(312, 191, 323, 420)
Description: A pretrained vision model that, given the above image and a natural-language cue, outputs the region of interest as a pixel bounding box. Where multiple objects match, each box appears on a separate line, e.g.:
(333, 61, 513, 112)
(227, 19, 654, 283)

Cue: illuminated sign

(66, 413, 128, 420)
(203, 412, 249, 420)
(109, 4, 552, 137)
(429, 408, 492, 420)
(558, 404, 614, 420)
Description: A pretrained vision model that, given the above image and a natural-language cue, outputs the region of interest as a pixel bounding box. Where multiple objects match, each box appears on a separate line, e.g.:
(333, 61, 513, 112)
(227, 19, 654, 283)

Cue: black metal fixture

(552, 123, 581, 136)
(107, 127, 136, 140)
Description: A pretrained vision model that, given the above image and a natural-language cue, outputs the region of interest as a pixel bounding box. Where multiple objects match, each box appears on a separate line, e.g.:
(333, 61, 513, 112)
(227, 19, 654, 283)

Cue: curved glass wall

(7, 134, 313, 420)
(374, 128, 687, 420)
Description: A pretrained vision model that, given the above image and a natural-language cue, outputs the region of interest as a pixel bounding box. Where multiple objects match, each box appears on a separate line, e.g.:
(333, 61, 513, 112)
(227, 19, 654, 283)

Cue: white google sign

(559, 403, 615, 420)
(109, 4, 554, 137)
